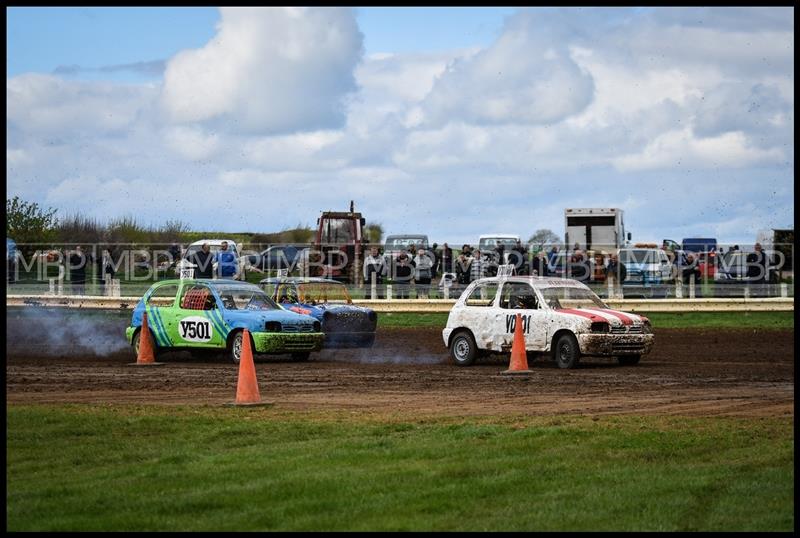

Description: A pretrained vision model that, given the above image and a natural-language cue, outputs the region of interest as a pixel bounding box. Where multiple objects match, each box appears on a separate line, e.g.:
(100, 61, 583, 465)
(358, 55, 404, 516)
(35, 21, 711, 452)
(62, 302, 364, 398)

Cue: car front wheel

(450, 331, 477, 366)
(553, 333, 580, 369)
(229, 331, 250, 364)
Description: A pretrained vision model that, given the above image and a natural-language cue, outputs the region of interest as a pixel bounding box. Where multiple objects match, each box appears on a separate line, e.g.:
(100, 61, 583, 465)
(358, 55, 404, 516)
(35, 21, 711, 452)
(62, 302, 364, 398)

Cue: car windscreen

(540, 287, 608, 310)
(618, 249, 658, 264)
(214, 285, 279, 310)
(385, 237, 427, 249)
(479, 238, 518, 249)
(297, 282, 351, 304)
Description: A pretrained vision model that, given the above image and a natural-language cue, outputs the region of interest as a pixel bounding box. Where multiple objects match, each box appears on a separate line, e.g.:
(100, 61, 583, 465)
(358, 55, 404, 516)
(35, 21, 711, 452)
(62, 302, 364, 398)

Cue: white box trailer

(564, 208, 630, 253)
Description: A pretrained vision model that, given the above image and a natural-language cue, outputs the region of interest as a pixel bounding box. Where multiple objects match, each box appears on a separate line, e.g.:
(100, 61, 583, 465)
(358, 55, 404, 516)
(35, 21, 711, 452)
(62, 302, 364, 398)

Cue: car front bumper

(578, 333, 655, 356)
(252, 332, 324, 353)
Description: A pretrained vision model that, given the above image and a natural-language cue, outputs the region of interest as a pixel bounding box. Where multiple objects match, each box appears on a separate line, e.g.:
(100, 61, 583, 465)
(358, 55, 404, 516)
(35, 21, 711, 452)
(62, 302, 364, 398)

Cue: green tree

(528, 229, 561, 254)
(365, 223, 383, 245)
(6, 196, 58, 254)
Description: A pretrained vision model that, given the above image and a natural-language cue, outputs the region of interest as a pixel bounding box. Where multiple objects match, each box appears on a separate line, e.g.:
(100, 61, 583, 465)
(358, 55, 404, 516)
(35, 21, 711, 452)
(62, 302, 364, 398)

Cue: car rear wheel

(617, 355, 641, 366)
(132, 328, 162, 357)
(553, 333, 580, 369)
(450, 331, 477, 366)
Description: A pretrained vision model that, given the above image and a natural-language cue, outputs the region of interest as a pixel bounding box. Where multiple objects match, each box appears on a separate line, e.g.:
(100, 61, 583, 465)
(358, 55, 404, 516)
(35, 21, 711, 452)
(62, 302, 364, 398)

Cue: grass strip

(7, 405, 794, 532)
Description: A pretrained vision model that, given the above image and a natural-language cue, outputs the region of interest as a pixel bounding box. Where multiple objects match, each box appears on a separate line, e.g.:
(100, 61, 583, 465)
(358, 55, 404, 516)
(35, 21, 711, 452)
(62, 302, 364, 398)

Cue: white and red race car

(442, 276, 654, 368)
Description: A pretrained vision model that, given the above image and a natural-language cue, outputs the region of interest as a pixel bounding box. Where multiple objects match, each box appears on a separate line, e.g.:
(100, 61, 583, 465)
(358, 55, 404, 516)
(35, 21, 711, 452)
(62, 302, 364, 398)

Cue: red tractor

(312, 201, 367, 286)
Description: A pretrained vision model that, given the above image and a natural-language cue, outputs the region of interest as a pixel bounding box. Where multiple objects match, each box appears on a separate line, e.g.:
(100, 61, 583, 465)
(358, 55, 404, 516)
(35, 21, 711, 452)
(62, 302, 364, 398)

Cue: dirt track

(6, 323, 794, 418)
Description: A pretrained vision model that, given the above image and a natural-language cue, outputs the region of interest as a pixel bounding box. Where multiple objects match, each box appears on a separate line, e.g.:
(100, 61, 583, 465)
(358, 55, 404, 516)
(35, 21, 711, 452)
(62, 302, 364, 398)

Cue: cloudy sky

(6, 7, 794, 246)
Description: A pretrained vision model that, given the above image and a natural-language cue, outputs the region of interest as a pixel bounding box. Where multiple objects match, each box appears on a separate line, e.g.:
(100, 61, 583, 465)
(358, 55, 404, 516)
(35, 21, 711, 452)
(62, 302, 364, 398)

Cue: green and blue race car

(126, 279, 323, 363)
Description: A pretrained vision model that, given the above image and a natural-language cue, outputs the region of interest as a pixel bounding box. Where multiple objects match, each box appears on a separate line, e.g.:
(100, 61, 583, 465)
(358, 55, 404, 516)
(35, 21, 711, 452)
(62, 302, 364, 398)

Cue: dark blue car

(260, 277, 377, 348)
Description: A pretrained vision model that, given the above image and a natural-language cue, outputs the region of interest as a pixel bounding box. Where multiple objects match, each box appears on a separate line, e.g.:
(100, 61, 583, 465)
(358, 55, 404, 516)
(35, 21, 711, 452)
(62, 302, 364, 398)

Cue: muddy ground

(5, 311, 794, 418)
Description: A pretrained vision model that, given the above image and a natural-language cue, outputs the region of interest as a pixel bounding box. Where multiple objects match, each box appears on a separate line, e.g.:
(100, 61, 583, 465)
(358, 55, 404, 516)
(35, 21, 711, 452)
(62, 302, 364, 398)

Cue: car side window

(146, 283, 179, 307)
(500, 282, 538, 310)
(179, 284, 216, 311)
(465, 282, 499, 307)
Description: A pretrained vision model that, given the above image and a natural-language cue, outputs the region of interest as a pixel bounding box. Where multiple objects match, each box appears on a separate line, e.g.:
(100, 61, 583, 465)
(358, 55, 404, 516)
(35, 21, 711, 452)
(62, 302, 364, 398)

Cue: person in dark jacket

(441, 243, 453, 274)
(532, 250, 549, 277)
(393, 252, 413, 299)
(190, 243, 214, 279)
(605, 253, 627, 284)
(69, 245, 88, 295)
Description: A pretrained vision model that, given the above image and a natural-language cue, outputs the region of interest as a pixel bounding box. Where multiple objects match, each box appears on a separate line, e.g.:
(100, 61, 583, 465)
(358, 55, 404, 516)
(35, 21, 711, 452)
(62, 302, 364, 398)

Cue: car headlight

(590, 321, 610, 333)
(264, 321, 282, 332)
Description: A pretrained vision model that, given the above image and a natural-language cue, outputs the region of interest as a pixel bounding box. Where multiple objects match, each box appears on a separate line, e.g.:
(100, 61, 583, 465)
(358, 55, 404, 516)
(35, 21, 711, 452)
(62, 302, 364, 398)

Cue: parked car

(383, 234, 429, 259)
(175, 239, 247, 281)
(618, 247, 673, 285)
(478, 234, 520, 264)
(716, 250, 780, 284)
(442, 276, 654, 368)
(126, 279, 323, 363)
(259, 277, 377, 348)
(247, 244, 308, 272)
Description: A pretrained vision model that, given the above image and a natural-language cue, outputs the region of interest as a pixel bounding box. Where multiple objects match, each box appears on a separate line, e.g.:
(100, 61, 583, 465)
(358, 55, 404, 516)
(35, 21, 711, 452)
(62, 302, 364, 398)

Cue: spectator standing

(215, 241, 237, 279)
(547, 246, 559, 267)
(532, 250, 549, 277)
(394, 252, 413, 299)
(69, 245, 87, 295)
(605, 253, 627, 286)
(414, 248, 434, 298)
(682, 253, 701, 284)
(100, 249, 116, 295)
(431, 243, 440, 278)
(455, 251, 472, 285)
(512, 240, 528, 275)
(363, 246, 387, 298)
(191, 243, 214, 279)
(441, 242, 453, 274)
(469, 249, 485, 282)
(753, 242, 768, 283)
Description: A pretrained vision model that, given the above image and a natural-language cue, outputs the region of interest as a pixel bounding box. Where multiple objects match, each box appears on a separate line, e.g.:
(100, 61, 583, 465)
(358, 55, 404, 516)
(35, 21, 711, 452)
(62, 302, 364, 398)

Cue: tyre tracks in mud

(6, 327, 794, 418)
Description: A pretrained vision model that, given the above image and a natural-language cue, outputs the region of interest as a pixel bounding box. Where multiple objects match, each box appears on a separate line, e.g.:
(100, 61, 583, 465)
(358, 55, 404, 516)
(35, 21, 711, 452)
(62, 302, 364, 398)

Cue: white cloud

(7, 74, 155, 135)
(163, 126, 220, 161)
(160, 7, 364, 134)
(612, 128, 785, 171)
(418, 12, 595, 127)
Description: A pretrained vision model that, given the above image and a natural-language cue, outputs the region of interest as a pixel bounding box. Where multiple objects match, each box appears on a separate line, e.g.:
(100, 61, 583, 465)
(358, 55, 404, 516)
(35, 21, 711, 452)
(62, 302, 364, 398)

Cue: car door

(143, 282, 181, 348)
(496, 282, 548, 350)
(173, 282, 226, 349)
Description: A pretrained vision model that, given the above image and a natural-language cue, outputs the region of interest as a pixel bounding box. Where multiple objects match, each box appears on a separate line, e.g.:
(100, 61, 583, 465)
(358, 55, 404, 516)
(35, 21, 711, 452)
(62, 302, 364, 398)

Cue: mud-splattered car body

(443, 276, 654, 368)
(259, 277, 377, 348)
(125, 279, 323, 363)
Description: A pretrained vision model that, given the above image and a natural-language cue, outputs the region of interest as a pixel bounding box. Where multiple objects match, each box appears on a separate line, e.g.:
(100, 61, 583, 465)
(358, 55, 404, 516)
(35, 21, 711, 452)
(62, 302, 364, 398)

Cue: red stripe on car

(584, 308, 634, 325)
(556, 309, 605, 322)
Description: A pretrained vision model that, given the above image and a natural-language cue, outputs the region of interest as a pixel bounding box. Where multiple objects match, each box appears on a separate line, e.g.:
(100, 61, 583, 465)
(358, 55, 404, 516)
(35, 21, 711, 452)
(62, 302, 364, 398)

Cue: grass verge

(6, 405, 794, 532)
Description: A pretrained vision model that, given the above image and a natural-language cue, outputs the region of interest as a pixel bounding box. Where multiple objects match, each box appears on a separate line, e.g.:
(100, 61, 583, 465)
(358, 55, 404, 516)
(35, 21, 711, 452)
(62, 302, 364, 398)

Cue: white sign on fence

(497, 264, 515, 277)
(277, 269, 289, 278)
(179, 267, 195, 280)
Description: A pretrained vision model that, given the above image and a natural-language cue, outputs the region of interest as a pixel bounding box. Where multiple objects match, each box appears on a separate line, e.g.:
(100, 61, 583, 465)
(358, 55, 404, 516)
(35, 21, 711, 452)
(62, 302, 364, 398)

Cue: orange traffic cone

(129, 311, 164, 366)
(230, 329, 271, 406)
(502, 313, 532, 375)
